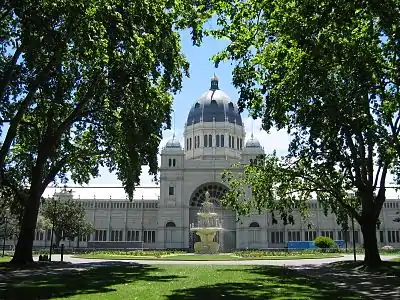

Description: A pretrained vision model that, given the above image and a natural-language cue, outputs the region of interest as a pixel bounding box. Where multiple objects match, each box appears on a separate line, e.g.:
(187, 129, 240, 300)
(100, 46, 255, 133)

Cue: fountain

(190, 191, 223, 254)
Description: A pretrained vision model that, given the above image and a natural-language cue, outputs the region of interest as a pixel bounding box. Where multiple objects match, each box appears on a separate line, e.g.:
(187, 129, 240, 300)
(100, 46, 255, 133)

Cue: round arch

(165, 221, 176, 227)
(249, 222, 260, 228)
(189, 182, 229, 207)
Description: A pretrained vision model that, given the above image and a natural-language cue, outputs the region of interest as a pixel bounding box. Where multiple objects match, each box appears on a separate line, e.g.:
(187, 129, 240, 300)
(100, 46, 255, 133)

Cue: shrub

(313, 236, 336, 250)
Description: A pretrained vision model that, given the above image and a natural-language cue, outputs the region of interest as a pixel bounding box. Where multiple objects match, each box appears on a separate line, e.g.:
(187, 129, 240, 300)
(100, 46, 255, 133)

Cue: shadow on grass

(291, 261, 400, 300)
(0, 261, 183, 300)
(167, 266, 365, 300)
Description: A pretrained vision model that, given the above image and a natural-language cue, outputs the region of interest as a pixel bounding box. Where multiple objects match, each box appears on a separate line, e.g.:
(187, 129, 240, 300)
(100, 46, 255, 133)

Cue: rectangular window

(354, 231, 359, 244)
(288, 231, 301, 241)
(388, 230, 400, 243)
(216, 135, 220, 147)
(270, 231, 284, 244)
(110, 230, 123, 241)
(204, 135, 208, 147)
(95, 230, 107, 241)
(240, 138, 243, 149)
(228, 136, 231, 148)
(208, 134, 212, 147)
(232, 136, 235, 148)
(221, 135, 225, 147)
(339, 231, 350, 242)
(143, 230, 156, 243)
(321, 231, 334, 239)
(173, 159, 176, 167)
(237, 137, 239, 149)
(304, 231, 317, 241)
(169, 186, 174, 196)
(379, 231, 384, 243)
(168, 159, 171, 167)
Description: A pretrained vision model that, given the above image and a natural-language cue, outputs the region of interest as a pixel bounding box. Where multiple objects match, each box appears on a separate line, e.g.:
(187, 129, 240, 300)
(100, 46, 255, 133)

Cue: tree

(40, 197, 94, 246)
(206, 0, 400, 266)
(0, 213, 20, 242)
(0, 0, 202, 263)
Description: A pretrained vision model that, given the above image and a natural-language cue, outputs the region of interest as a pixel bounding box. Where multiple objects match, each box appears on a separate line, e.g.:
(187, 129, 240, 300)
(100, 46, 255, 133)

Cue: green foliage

(40, 196, 95, 246)
(234, 249, 341, 257)
(0, 213, 20, 240)
(79, 250, 185, 258)
(0, 0, 205, 261)
(203, 0, 400, 264)
(313, 236, 336, 249)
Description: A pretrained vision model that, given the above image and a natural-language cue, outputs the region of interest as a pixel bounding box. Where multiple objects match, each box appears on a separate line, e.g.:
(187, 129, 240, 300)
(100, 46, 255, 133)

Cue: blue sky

(0, 29, 292, 189)
(90, 30, 291, 186)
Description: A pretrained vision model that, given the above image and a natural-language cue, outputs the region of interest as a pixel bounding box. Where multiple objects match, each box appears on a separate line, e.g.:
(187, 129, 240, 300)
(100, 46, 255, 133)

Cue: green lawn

(74, 253, 343, 261)
(0, 256, 11, 263)
(0, 263, 364, 299)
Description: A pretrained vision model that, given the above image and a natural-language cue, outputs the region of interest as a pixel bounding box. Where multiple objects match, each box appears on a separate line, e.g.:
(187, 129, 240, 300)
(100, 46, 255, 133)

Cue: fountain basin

(190, 227, 222, 254)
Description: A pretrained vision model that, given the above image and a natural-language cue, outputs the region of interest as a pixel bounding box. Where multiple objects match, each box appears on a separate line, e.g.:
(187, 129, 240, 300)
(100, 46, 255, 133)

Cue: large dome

(186, 75, 243, 126)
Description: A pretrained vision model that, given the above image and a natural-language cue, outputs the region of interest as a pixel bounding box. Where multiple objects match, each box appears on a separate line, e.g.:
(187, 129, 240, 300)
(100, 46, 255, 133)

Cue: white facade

(29, 76, 400, 250)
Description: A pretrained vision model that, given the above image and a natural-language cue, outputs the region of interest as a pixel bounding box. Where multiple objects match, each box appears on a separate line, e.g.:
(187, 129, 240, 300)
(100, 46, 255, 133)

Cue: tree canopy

(0, 0, 202, 263)
(40, 195, 94, 246)
(204, 0, 400, 266)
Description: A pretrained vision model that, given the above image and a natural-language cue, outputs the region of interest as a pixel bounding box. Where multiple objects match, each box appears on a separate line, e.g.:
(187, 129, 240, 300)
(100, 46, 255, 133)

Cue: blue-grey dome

(165, 135, 182, 149)
(245, 135, 261, 148)
(186, 75, 243, 126)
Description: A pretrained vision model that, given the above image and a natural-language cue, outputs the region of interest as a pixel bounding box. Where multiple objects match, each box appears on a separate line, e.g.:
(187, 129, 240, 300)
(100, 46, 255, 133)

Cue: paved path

(2, 254, 396, 300)
(53, 254, 396, 266)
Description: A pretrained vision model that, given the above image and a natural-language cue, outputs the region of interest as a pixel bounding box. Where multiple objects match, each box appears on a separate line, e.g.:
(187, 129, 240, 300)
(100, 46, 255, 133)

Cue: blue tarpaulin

(287, 240, 345, 250)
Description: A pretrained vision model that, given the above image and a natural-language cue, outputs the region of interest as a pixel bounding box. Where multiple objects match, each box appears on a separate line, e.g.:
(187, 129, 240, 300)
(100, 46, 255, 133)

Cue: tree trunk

(361, 219, 382, 267)
(10, 192, 41, 264)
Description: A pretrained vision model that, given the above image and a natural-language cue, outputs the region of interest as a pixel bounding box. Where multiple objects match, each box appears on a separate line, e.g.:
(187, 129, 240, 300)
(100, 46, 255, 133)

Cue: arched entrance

(188, 182, 236, 252)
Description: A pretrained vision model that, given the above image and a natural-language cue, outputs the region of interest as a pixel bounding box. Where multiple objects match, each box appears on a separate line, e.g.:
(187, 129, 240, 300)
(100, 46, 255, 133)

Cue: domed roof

(186, 75, 243, 126)
(165, 135, 182, 149)
(245, 134, 261, 148)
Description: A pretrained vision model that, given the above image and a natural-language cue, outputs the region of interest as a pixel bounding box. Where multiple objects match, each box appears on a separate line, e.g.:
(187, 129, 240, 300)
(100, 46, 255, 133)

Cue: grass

(74, 253, 343, 261)
(328, 260, 400, 277)
(0, 256, 11, 263)
(0, 263, 365, 299)
(392, 257, 400, 262)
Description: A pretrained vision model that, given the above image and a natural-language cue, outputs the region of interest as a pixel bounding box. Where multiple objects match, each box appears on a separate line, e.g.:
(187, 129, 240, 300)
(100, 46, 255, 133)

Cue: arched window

(189, 137, 192, 150)
(249, 222, 260, 228)
(173, 159, 176, 167)
(208, 134, 212, 147)
(166, 221, 176, 227)
(168, 159, 172, 167)
(216, 135, 220, 147)
(221, 135, 225, 147)
(204, 135, 208, 147)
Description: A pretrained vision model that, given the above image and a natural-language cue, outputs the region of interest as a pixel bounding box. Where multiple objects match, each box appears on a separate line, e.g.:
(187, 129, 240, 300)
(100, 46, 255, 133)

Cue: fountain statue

(190, 191, 223, 254)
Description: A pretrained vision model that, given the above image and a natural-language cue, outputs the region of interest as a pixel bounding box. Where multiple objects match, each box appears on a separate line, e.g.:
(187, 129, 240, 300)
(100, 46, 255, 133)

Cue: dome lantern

(210, 73, 219, 90)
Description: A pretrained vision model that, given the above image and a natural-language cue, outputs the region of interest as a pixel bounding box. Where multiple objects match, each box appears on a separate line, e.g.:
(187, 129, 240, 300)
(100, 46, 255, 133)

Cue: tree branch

(0, 55, 59, 170)
(39, 156, 69, 195)
(0, 44, 23, 101)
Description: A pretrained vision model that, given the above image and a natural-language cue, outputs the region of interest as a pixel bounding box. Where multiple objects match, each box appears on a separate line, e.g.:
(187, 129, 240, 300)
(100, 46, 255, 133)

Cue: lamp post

(351, 216, 356, 262)
(49, 198, 57, 261)
(2, 209, 9, 256)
